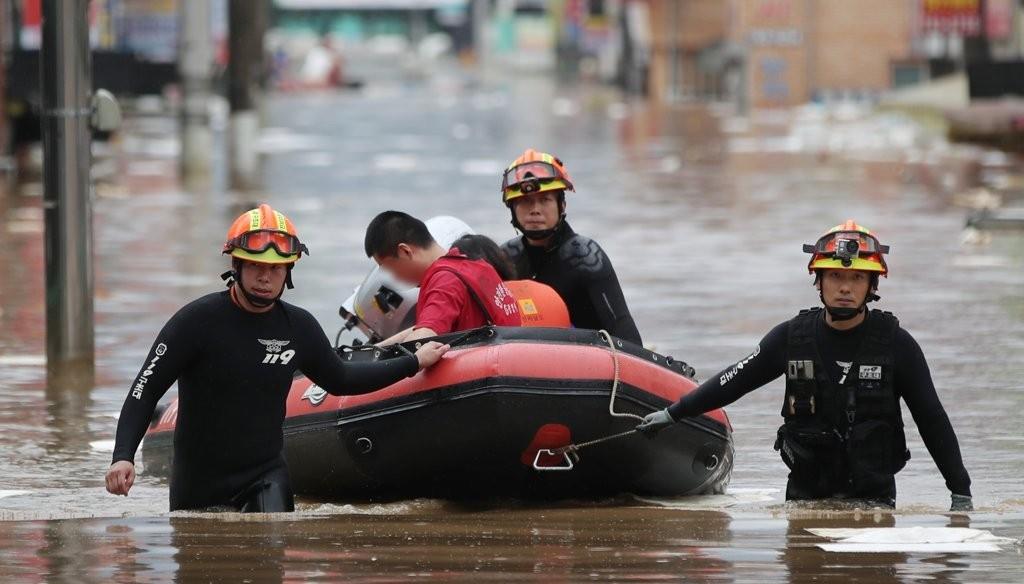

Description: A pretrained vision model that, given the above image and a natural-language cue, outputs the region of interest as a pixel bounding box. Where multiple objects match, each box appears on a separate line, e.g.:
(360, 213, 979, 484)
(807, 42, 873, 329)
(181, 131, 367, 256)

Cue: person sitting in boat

(105, 204, 449, 512)
(498, 149, 642, 344)
(365, 211, 522, 346)
(453, 234, 571, 328)
(638, 221, 973, 511)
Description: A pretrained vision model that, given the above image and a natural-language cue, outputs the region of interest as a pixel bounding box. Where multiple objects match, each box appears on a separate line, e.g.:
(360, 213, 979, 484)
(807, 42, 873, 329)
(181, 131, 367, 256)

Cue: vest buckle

(788, 395, 815, 415)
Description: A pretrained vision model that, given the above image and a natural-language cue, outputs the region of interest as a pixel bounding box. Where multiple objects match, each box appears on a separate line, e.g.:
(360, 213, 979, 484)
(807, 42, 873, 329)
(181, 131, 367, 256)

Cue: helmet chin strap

(220, 259, 290, 308)
(819, 290, 881, 322)
(510, 199, 567, 242)
(824, 302, 863, 321)
(513, 213, 566, 241)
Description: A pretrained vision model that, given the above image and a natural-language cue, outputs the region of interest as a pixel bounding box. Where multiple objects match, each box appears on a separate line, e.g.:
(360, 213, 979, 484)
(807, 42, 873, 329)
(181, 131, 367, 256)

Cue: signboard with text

(920, 0, 981, 36)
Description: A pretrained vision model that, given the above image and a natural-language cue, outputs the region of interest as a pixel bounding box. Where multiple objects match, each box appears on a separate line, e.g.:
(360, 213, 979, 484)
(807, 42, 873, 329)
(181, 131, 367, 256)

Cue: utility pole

(40, 0, 93, 386)
(963, 0, 992, 65)
(228, 0, 266, 190)
(180, 0, 214, 186)
(473, 0, 489, 65)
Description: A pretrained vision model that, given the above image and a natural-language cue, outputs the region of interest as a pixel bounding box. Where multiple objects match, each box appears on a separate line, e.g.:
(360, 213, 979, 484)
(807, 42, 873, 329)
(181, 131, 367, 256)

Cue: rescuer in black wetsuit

(638, 221, 973, 511)
(498, 149, 642, 345)
(105, 204, 449, 512)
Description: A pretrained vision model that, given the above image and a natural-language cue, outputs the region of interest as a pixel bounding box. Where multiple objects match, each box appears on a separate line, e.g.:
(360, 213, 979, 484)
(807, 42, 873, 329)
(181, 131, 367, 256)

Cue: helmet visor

(804, 231, 888, 257)
(502, 162, 565, 194)
(229, 230, 306, 257)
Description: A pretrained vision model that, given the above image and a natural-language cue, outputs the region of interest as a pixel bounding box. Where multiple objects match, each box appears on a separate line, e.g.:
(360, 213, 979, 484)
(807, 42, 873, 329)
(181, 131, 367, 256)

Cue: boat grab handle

(532, 449, 578, 471)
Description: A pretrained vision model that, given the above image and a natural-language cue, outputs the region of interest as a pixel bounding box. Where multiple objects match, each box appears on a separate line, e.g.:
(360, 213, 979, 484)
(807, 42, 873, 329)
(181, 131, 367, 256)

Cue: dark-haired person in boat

(638, 221, 972, 511)
(453, 234, 571, 328)
(105, 204, 449, 512)
(498, 149, 642, 344)
(365, 211, 522, 346)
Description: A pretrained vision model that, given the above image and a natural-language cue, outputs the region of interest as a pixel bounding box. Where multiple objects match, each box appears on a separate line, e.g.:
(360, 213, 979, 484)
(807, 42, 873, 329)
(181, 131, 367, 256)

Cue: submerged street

(1, 67, 1023, 580)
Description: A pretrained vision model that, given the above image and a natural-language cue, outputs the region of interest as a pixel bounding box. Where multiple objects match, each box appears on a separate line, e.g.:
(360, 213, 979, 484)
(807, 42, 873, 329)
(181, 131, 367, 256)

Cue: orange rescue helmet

(223, 204, 308, 265)
(804, 219, 889, 277)
(501, 149, 574, 205)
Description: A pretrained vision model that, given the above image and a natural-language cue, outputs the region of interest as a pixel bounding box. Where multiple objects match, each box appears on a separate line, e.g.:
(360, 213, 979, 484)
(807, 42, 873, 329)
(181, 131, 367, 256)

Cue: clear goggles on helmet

(803, 231, 889, 260)
(501, 162, 568, 195)
(227, 229, 308, 257)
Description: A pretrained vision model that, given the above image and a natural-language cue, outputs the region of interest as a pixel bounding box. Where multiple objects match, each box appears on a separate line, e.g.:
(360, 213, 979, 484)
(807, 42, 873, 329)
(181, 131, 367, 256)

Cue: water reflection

(5, 508, 738, 582)
(2, 508, 1019, 582)
(781, 513, 995, 584)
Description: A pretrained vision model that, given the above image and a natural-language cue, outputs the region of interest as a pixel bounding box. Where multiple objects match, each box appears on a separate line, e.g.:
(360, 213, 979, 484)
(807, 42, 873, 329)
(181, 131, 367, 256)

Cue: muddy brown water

(1, 71, 1023, 581)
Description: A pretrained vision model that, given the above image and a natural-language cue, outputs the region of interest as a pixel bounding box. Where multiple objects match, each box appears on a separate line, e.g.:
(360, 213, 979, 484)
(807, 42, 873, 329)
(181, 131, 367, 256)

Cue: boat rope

(559, 428, 637, 454)
(598, 329, 643, 422)
(553, 329, 645, 455)
(534, 331, 644, 470)
(536, 427, 639, 470)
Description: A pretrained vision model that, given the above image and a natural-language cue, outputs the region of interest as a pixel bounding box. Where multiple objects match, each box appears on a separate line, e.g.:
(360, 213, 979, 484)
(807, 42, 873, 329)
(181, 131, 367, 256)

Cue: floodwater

(1, 64, 1023, 581)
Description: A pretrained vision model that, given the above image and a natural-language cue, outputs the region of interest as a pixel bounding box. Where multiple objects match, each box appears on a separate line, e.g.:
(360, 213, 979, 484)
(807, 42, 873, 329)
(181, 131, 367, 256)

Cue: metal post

(668, 0, 680, 101)
(228, 0, 265, 190)
(473, 0, 489, 65)
(40, 0, 94, 386)
(180, 0, 213, 185)
(410, 9, 428, 47)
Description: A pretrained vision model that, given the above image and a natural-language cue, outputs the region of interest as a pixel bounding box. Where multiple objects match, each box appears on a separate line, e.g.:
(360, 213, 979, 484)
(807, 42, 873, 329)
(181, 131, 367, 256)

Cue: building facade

(641, 0, 1024, 109)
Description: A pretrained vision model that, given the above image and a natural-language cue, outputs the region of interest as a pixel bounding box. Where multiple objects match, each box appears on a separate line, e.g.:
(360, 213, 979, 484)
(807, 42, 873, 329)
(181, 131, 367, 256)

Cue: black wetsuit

(112, 291, 419, 512)
(666, 310, 971, 502)
(502, 222, 642, 344)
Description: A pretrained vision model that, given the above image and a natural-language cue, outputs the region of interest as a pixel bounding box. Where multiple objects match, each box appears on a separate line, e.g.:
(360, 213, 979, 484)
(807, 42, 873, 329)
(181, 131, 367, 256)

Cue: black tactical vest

(775, 307, 910, 497)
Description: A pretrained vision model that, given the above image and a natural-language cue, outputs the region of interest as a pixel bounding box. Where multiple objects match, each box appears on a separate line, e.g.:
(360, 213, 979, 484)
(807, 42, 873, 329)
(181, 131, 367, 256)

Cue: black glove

(950, 494, 973, 512)
(636, 409, 676, 437)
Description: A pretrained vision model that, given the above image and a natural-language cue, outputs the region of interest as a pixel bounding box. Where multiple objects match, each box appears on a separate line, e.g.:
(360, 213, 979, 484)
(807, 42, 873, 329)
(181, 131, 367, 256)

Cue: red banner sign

(920, 0, 981, 35)
(986, 0, 1014, 40)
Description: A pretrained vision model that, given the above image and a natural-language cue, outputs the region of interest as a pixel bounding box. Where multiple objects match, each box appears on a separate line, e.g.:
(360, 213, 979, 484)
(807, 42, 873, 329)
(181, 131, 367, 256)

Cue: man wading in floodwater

(105, 204, 448, 512)
(638, 221, 973, 511)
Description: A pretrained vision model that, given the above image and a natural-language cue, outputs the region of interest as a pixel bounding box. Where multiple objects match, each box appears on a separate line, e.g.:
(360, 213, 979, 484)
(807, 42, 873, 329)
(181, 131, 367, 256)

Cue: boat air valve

(704, 454, 720, 470)
(355, 437, 374, 454)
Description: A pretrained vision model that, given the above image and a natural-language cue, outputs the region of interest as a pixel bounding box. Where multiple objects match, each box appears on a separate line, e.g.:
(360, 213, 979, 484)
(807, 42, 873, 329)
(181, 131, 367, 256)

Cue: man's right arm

(666, 322, 789, 420)
(414, 271, 467, 336)
(111, 310, 197, 467)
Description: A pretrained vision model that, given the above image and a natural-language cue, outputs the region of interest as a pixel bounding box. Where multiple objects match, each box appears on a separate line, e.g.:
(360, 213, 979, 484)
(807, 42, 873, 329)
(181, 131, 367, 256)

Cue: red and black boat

(142, 326, 733, 500)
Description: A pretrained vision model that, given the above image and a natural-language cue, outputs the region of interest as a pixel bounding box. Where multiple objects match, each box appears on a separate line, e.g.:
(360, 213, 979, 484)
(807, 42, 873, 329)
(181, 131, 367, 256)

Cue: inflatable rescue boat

(142, 326, 733, 500)
(141, 217, 733, 500)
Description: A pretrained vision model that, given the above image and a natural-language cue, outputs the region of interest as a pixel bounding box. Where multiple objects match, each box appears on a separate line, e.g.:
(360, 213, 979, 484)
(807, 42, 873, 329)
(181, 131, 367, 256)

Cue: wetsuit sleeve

(667, 322, 789, 420)
(298, 311, 418, 396)
(112, 309, 199, 465)
(895, 328, 972, 497)
(584, 245, 642, 345)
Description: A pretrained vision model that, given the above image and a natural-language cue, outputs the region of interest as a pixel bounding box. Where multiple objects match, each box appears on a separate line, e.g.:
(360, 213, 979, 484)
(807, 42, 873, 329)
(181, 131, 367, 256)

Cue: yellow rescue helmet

(501, 149, 574, 204)
(804, 220, 889, 276)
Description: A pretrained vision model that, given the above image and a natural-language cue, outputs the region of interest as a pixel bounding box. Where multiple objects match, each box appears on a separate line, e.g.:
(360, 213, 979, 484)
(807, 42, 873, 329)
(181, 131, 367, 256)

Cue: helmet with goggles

(223, 204, 308, 264)
(501, 149, 574, 205)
